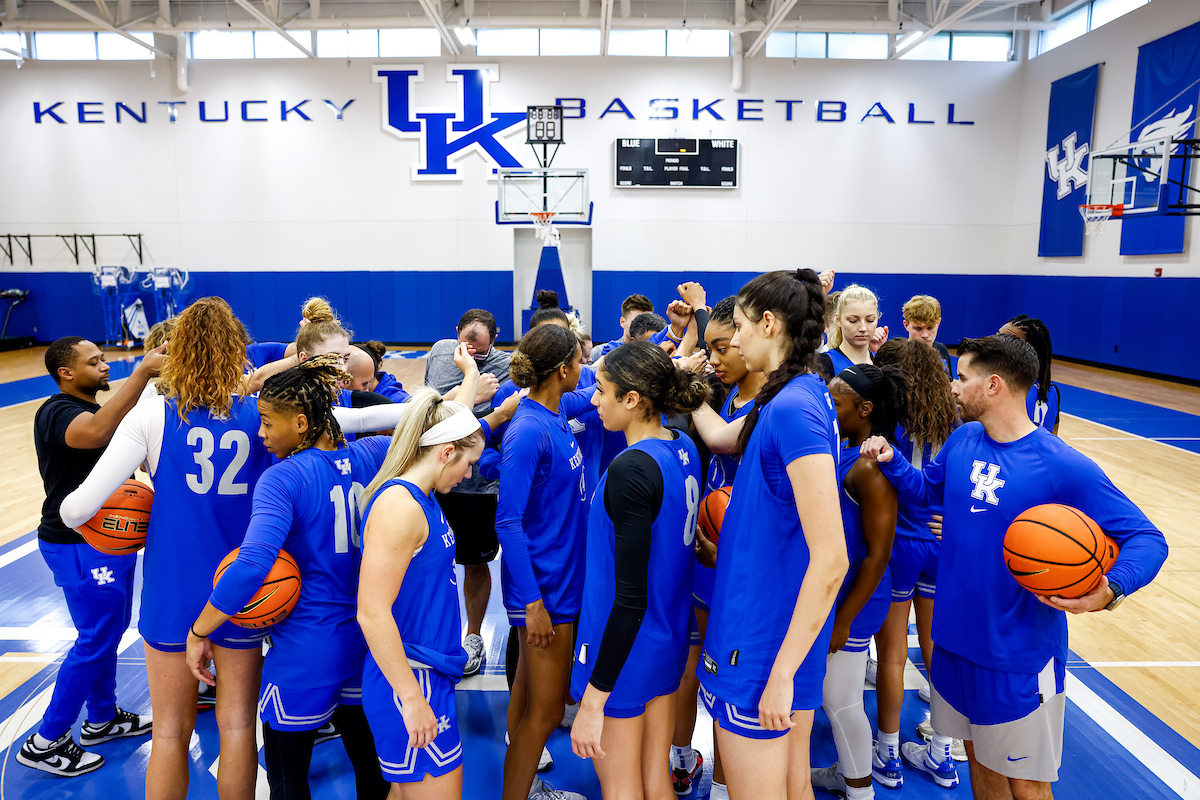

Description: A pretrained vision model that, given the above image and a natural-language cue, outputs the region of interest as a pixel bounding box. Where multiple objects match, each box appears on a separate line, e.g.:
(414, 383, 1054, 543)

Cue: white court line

(1074, 662, 1200, 668)
(1070, 437, 1200, 442)
(0, 541, 37, 570)
(1061, 413, 1200, 459)
(1065, 674, 1200, 800)
(0, 627, 78, 641)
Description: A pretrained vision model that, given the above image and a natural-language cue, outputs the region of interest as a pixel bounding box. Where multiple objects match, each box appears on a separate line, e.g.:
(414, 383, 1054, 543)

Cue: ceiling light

(454, 27, 476, 46)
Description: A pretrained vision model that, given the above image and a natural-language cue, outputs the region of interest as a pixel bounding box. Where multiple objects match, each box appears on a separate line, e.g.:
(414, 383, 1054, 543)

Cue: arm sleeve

(59, 399, 162, 529)
(560, 386, 598, 420)
(1056, 456, 1168, 597)
(209, 468, 295, 616)
(350, 390, 394, 408)
(495, 419, 547, 607)
(334, 402, 412, 434)
(589, 449, 662, 693)
(477, 448, 502, 482)
(693, 308, 710, 349)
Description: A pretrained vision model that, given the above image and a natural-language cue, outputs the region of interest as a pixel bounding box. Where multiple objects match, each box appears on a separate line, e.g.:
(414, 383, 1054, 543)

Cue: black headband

(838, 364, 878, 402)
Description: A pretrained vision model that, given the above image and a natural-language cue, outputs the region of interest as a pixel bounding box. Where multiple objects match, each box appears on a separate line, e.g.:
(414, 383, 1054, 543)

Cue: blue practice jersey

(1026, 382, 1060, 432)
(837, 443, 867, 569)
(699, 373, 841, 709)
(142, 396, 275, 647)
(361, 479, 467, 680)
(247, 342, 288, 370)
(880, 423, 1167, 673)
(573, 433, 701, 707)
(211, 436, 390, 687)
(497, 398, 588, 621)
(561, 368, 604, 501)
(892, 425, 945, 542)
(374, 372, 411, 404)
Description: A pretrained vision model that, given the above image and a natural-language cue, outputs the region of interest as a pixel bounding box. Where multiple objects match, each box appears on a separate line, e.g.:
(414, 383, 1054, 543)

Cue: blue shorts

(700, 685, 798, 741)
(843, 568, 891, 653)
(259, 674, 362, 731)
(145, 621, 268, 654)
(505, 607, 577, 627)
(889, 537, 938, 602)
(692, 564, 715, 611)
(931, 645, 1065, 726)
(363, 665, 463, 783)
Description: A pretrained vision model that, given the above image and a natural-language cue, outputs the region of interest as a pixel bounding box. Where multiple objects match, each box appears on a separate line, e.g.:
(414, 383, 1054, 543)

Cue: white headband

(419, 407, 481, 447)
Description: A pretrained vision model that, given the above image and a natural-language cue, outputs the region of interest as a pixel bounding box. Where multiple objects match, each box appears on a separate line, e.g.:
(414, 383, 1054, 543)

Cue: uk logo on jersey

(91, 566, 115, 586)
(969, 461, 1005, 505)
(334, 458, 352, 476)
(373, 64, 525, 181)
(678, 448, 690, 466)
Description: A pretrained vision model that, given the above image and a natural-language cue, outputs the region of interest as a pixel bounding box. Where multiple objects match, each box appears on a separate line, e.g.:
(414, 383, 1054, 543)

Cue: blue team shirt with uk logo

(880, 422, 1167, 674)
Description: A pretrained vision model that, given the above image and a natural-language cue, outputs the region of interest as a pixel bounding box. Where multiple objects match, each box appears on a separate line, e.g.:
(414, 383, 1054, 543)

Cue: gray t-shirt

(424, 338, 511, 494)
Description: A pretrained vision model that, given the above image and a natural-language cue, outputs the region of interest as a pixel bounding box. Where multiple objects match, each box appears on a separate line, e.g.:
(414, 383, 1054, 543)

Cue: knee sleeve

(262, 721, 317, 800)
(823, 649, 874, 780)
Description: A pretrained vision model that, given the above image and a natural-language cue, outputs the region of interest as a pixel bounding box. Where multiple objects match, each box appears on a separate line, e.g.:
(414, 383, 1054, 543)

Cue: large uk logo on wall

(373, 64, 526, 181)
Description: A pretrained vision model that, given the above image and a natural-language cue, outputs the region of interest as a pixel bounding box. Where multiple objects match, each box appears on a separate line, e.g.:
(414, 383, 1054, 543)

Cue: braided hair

(735, 269, 827, 455)
(1003, 315, 1053, 404)
(260, 353, 350, 455)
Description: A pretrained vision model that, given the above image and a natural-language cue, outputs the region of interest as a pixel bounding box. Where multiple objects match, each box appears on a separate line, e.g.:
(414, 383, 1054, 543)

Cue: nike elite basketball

(214, 549, 302, 628)
(1003, 504, 1120, 598)
(698, 486, 732, 546)
(78, 479, 153, 555)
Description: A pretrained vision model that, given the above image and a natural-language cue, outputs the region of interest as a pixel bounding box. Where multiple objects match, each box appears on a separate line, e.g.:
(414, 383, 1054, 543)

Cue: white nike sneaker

(539, 746, 554, 773)
(918, 682, 931, 703)
(810, 764, 848, 796)
(463, 634, 486, 677)
(529, 776, 586, 800)
(916, 719, 967, 762)
(80, 708, 152, 746)
(17, 732, 104, 777)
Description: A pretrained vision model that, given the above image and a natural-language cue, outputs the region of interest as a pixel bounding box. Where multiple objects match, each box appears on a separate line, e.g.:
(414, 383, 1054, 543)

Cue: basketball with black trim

(698, 486, 732, 546)
(1004, 503, 1120, 598)
(214, 548, 302, 628)
(78, 479, 154, 555)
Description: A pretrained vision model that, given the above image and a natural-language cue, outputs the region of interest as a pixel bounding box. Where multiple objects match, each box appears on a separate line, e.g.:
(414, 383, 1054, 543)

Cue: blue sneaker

(901, 742, 960, 789)
(871, 744, 903, 789)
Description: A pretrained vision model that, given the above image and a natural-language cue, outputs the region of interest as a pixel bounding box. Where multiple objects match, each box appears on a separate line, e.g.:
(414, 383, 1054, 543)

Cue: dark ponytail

(601, 341, 711, 417)
(1004, 315, 1053, 404)
(735, 269, 826, 454)
(529, 289, 570, 328)
(509, 323, 579, 389)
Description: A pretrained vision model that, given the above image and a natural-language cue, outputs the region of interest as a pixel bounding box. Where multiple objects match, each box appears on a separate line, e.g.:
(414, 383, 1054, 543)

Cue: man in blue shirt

(860, 335, 1166, 799)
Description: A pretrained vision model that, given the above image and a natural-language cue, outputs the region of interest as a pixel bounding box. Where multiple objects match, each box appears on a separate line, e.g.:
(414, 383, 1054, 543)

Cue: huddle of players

(27, 274, 1167, 800)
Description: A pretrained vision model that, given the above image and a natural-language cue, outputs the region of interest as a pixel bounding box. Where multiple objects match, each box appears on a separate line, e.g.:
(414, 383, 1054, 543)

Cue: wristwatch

(1105, 580, 1125, 611)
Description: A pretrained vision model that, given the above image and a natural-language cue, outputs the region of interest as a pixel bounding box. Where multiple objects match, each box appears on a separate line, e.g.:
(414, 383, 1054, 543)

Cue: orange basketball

(698, 487, 732, 546)
(214, 549, 302, 628)
(78, 479, 153, 555)
(1004, 504, 1120, 598)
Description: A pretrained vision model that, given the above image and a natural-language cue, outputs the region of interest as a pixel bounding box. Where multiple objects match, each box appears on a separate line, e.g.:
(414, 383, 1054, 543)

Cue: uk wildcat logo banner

(1121, 21, 1200, 256)
(1038, 64, 1100, 258)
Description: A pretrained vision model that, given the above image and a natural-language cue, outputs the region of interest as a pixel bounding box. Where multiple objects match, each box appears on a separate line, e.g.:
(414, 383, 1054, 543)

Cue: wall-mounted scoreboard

(615, 138, 739, 188)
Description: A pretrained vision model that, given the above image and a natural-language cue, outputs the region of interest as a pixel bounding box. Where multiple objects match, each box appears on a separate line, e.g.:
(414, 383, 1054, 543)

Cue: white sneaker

(918, 682, 931, 703)
(916, 719, 967, 762)
(901, 741, 960, 788)
(865, 658, 878, 686)
(539, 746, 554, 773)
(80, 708, 152, 746)
(529, 776, 585, 800)
(463, 634, 485, 677)
(17, 732, 104, 777)
(559, 702, 578, 729)
(810, 764, 848, 796)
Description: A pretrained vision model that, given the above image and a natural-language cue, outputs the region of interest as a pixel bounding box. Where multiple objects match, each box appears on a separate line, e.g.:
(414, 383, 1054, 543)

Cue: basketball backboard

(1086, 136, 1172, 214)
(496, 168, 593, 225)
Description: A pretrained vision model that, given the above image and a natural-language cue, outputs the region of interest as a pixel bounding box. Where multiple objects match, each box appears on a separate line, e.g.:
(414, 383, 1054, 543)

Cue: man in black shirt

(19, 337, 163, 777)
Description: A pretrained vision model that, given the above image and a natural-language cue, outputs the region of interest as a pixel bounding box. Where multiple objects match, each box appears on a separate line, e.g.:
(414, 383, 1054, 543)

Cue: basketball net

(531, 211, 557, 245)
(1079, 204, 1122, 236)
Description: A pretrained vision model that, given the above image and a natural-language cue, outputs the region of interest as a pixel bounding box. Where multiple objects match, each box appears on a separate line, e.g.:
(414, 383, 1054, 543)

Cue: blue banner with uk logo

(1120, 21, 1200, 256)
(1038, 64, 1100, 258)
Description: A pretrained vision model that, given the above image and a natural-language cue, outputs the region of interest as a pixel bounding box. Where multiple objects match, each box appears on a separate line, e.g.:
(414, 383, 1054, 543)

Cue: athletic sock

(847, 785, 875, 800)
(31, 733, 56, 750)
(929, 733, 953, 764)
(710, 781, 730, 800)
(671, 744, 697, 773)
(877, 730, 899, 760)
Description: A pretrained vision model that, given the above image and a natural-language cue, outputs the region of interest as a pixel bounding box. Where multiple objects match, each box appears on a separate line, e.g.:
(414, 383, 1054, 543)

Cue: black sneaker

(16, 732, 105, 777)
(79, 708, 153, 746)
(314, 720, 341, 746)
(198, 684, 217, 713)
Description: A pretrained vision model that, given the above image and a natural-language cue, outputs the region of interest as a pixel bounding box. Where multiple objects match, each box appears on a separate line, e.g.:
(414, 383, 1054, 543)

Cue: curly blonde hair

(875, 338, 958, 451)
(160, 298, 250, 421)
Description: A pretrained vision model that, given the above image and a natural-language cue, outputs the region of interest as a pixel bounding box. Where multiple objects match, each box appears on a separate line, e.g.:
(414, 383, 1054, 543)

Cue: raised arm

(63, 346, 165, 450)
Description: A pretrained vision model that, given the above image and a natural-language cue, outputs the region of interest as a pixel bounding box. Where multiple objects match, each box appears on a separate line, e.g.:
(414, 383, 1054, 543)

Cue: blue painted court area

(1058, 384, 1200, 454)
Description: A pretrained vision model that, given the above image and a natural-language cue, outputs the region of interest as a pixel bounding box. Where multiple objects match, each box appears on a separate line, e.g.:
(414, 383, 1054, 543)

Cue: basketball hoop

(1079, 204, 1123, 236)
(530, 211, 557, 242)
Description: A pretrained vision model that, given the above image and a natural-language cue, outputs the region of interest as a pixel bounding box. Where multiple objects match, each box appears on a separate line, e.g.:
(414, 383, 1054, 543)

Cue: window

(608, 29, 666, 56)
(1038, 5, 1089, 53)
(666, 29, 730, 57)
(1090, 0, 1147, 29)
(191, 30, 254, 59)
(952, 33, 1011, 61)
(378, 28, 441, 56)
(97, 32, 155, 59)
(827, 32, 888, 60)
(0, 31, 24, 60)
(34, 32, 97, 60)
(539, 28, 601, 56)
(899, 32, 950, 60)
(475, 28, 539, 56)
(765, 31, 795, 58)
(796, 32, 827, 58)
(764, 31, 828, 58)
(254, 30, 310, 58)
(316, 29, 379, 58)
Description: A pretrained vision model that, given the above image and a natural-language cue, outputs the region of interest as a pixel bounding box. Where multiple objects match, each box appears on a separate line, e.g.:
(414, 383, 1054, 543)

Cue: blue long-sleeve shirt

(878, 422, 1167, 673)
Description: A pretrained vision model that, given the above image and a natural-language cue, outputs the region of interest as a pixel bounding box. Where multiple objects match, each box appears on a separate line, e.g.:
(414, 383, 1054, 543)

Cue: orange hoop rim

(530, 211, 557, 222)
(1079, 203, 1124, 218)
